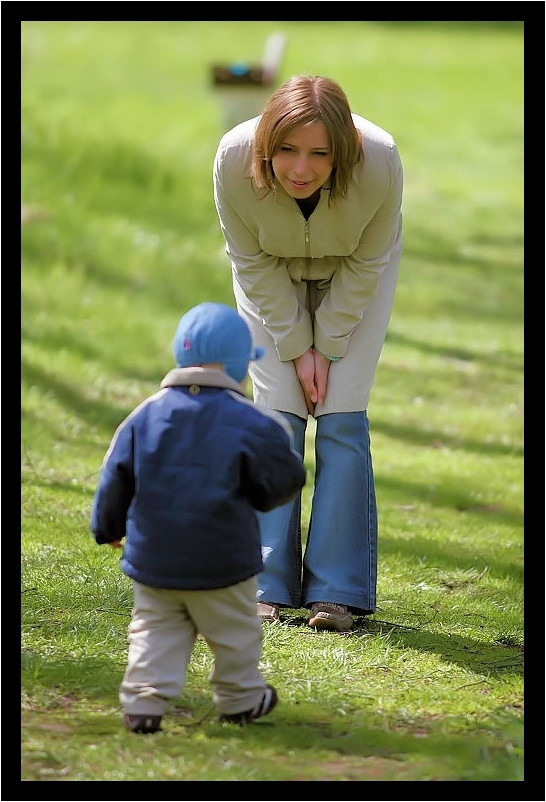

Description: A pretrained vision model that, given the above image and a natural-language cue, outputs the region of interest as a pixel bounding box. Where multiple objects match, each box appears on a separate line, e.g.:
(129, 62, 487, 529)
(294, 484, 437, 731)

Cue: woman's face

(271, 120, 333, 199)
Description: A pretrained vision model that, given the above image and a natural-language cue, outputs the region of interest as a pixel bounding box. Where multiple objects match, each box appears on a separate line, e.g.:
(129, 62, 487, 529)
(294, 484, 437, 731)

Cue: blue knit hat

(173, 302, 265, 383)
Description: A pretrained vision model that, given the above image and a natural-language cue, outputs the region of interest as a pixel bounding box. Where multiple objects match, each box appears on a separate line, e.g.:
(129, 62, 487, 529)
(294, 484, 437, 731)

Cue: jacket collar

(159, 366, 246, 395)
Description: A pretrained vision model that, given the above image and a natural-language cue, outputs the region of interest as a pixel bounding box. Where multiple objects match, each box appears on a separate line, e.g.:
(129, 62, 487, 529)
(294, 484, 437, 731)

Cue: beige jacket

(213, 113, 403, 417)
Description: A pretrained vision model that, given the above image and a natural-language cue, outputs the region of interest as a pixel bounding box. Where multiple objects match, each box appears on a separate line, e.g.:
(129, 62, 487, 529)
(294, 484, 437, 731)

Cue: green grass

(21, 21, 523, 785)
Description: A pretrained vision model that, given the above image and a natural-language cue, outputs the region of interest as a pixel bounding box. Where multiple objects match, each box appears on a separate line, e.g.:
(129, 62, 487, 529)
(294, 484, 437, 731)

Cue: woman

(213, 75, 403, 631)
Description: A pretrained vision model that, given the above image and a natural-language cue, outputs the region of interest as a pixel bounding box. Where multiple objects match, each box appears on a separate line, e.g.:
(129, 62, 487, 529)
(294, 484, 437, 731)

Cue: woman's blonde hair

(251, 75, 362, 203)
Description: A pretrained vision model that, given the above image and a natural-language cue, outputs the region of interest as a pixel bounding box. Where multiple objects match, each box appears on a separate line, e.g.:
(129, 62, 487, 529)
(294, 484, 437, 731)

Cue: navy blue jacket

(91, 367, 306, 590)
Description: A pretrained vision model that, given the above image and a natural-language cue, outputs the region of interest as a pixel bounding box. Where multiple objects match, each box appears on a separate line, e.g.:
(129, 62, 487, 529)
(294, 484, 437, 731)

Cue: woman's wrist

(316, 349, 341, 362)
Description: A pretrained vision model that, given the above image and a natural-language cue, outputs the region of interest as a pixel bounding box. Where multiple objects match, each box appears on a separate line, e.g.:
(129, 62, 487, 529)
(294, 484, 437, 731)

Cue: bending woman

(213, 75, 403, 631)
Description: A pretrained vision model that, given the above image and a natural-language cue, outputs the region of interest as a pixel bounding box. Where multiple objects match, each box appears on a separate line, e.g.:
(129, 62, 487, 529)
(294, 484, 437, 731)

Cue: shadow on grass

(278, 612, 523, 675)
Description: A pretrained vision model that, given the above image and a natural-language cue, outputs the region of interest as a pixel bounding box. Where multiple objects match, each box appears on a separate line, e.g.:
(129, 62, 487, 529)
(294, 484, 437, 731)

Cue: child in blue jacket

(91, 302, 306, 733)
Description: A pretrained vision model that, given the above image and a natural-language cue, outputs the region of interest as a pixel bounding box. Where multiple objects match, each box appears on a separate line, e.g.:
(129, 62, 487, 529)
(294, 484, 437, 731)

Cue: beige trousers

(119, 577, 268, 717)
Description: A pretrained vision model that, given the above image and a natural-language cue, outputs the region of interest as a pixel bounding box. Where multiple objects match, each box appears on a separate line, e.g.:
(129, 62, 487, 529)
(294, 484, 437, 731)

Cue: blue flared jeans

(256, 411, 377, 615)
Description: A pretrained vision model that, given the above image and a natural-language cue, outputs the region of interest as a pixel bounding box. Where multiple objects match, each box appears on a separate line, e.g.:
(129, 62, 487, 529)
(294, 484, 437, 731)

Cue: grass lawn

(21, 20, 524, 787)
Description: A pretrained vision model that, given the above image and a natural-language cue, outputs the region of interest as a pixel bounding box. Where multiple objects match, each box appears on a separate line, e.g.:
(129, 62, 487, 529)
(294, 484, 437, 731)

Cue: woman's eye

(277, 147, 329, 156)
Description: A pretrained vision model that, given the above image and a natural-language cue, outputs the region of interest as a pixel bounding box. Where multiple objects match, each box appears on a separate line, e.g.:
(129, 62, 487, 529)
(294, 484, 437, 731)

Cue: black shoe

(123, 713, 162, 734)
(218, 684, 278, 725)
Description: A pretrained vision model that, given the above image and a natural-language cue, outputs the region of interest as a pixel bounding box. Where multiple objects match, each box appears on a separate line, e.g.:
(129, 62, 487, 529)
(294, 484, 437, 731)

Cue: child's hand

(109, 540, 123, 549)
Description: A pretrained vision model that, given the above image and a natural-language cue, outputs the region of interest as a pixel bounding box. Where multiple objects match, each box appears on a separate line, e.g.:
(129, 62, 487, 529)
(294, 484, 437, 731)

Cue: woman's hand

(294, 349, 316, 414)
(312, 348, 331, 408)
(293, 348, 331, 415)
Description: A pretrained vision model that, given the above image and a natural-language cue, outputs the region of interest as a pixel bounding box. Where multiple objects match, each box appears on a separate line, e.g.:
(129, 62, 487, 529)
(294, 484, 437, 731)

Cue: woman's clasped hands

(293, 347, 331, 416)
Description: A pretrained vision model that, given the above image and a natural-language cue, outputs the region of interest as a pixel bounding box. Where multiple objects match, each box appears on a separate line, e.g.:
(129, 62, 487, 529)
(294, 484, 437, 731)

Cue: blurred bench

(211, 32, 287, 130)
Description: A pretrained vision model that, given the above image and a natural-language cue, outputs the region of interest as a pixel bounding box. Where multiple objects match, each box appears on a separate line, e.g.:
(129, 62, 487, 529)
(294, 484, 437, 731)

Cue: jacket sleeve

(90, 422, 135, 545)
(313, 145, 403, 359)
(213, 145, 313, 361)
(241, 412, 306, 512)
